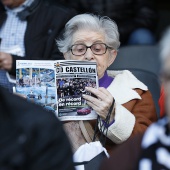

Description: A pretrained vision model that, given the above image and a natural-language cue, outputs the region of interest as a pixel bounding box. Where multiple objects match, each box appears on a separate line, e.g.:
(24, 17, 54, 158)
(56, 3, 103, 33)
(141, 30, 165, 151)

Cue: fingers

(0, 52, 12, 70)
(82, 86, 114, 119)
(84, 86, 113, 104)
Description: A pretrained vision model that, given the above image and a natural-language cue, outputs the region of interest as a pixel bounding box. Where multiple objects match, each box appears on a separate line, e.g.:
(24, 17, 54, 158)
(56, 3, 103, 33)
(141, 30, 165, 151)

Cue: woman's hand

(82, 86, 115, 121)
(0, 52, 13, 71)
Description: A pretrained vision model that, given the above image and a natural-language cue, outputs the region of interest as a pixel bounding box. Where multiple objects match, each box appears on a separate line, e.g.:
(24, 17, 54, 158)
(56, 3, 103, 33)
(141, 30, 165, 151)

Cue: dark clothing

(0, 0, 75, 75)
(100, 133, 143, 170)
(57, 0, 158, 44)
(100, 117, 170, 170)
(0, 86, 74, 170)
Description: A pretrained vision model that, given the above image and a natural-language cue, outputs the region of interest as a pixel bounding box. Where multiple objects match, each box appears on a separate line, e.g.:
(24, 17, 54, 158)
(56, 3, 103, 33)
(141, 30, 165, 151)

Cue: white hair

(160, 27, 170, 62)
(57, 13, 120, 54)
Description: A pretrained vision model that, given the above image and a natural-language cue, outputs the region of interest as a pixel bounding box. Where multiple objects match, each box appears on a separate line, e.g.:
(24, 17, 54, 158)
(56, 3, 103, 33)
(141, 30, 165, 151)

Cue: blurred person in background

(0, 0, 75, 92)
(0, 86, 74, 170)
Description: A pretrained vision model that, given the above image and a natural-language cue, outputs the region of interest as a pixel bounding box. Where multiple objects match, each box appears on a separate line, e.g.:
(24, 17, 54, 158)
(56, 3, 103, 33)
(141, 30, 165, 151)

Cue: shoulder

(107, 69, 137, 80)
(108, 70, 148, 90)
(107, 70, 148, 104)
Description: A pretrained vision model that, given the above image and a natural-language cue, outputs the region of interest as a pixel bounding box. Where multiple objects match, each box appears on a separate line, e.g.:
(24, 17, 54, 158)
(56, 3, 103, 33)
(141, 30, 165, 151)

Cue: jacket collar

(107, 70, 148, 104)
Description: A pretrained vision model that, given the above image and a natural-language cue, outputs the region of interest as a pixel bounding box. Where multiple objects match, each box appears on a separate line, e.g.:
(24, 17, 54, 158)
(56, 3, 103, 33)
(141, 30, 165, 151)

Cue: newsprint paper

(15, 60, 98, 121)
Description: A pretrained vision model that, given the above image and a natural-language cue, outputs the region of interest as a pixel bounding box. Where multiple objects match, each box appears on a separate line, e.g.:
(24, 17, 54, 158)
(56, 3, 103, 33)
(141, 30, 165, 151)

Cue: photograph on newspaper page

(15, 60, 57, 113)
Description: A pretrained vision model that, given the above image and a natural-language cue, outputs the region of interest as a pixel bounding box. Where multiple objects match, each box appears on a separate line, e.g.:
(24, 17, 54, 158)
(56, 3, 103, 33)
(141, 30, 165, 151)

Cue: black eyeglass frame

(70, 43, 113, 56)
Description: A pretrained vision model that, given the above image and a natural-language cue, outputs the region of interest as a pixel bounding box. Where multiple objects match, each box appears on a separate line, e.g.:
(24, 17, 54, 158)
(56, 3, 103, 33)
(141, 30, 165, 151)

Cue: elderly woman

(56, 13, 157, 153)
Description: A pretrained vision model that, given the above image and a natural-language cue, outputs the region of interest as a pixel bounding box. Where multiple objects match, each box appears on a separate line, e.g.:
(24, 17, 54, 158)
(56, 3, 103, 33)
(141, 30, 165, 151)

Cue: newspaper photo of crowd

(57, 77, 97, 117)
(57, 78, 97, 98)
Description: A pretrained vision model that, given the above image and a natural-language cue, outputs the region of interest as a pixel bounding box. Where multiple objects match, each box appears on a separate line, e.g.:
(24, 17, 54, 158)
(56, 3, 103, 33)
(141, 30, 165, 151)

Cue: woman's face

(64, 30, 117, 79)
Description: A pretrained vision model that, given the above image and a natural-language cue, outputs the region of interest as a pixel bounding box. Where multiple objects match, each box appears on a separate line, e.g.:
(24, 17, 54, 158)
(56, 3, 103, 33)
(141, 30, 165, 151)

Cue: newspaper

(16, 60, 98, 121)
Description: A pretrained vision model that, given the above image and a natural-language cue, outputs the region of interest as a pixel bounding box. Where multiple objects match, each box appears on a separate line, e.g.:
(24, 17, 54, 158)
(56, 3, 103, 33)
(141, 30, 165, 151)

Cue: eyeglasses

(70, 43, 113, 56)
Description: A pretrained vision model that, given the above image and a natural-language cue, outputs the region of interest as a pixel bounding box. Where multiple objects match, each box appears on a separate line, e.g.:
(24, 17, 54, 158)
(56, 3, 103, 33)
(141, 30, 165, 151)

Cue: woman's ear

(108, 50, 117, 67)
(63, 53, 69, 60)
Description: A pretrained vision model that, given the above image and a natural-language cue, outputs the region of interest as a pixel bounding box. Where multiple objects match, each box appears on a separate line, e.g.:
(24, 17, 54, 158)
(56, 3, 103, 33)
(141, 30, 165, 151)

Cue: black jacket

(0, 0, 75, 75)
(57, 0, 158, 44)
(0, 86, 75, 170)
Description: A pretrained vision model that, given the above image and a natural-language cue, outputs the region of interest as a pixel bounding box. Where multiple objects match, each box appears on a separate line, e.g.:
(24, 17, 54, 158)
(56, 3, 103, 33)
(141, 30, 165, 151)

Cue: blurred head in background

(160, 27, 170, 120)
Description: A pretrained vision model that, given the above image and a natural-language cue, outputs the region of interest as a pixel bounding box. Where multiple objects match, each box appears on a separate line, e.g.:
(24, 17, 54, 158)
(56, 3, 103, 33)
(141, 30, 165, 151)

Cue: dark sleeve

(25, 111, 75, 170)
(99, 133, 144, 170)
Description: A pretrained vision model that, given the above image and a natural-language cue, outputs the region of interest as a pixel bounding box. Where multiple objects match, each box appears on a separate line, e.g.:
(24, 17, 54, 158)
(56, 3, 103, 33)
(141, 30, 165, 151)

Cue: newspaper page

(55, 60, 98, 121)
(15, 60, 57, 113)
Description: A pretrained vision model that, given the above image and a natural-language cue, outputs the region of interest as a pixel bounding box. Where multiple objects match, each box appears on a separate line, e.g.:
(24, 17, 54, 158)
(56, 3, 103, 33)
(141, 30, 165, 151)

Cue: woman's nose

(84, 48, 94, 61)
